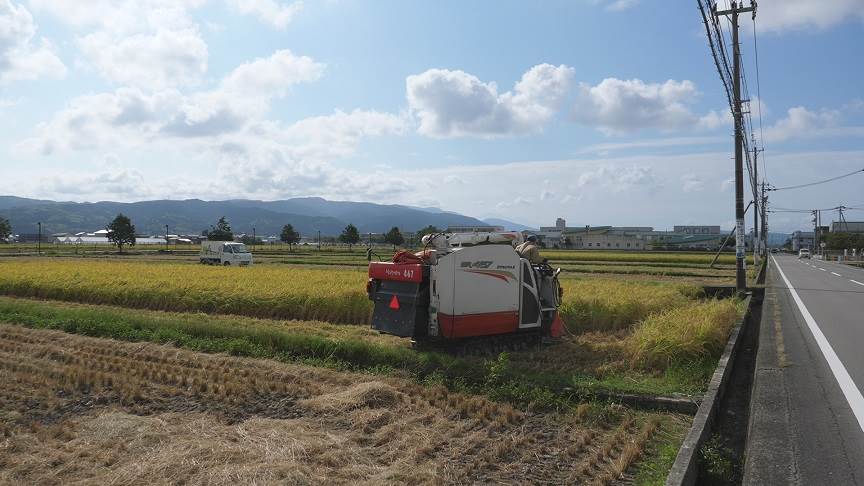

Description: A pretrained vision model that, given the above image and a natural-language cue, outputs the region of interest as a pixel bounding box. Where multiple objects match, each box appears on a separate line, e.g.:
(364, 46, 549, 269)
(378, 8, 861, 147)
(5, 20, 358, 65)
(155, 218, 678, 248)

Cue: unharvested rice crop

(558, 278, 703, 331)
(0, 260, 371, 324)
(626, 299, 741, 367)
(0, 260, 704, 330)
(545, 250, 753, 266)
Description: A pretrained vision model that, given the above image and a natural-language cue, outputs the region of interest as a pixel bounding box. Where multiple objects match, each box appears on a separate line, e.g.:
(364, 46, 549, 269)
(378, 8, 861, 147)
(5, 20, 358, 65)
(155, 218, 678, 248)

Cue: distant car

(771, 248, 778, 253)
(798, 249, 810, 259)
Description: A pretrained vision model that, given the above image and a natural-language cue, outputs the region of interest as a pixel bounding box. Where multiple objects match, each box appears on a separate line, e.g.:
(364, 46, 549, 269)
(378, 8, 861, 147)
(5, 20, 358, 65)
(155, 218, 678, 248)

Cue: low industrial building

(536, 218, 725, 250)
(830, 221, 864, 233)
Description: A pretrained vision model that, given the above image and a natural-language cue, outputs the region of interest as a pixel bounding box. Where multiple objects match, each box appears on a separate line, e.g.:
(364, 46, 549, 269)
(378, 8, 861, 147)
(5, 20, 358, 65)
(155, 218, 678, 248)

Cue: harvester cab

(366, 231, 564, 348)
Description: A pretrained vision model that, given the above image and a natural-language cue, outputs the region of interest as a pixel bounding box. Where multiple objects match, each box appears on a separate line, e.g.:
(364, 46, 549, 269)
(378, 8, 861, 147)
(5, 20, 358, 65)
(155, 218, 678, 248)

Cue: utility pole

(317, 230, 321, 251)
(715, 0, 756, 293)
(37, 221, 41, 256)
(252, 227, 256, 250)
(165, 224, 169, 252)
(760, 182, 768, 252)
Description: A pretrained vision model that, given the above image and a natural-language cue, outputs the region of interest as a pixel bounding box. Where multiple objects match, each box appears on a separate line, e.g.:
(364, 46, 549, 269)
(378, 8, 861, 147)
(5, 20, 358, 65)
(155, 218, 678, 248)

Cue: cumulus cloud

(572, 78, 706, 134)
(78, 28, 207, 89)
(0, 0, 65, 83)
(764, 106, 842, 142)
(406, 63, 574, 138)
(226, 0, 302, 29)
(30, 0, 208, 89)
(28, 0, 206, 33)
(758, 0, 864, 32)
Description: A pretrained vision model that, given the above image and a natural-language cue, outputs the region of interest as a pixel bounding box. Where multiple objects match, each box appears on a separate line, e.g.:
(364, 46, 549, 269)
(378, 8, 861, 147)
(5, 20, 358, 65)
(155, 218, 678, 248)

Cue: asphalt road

(745, 254, 864, 485)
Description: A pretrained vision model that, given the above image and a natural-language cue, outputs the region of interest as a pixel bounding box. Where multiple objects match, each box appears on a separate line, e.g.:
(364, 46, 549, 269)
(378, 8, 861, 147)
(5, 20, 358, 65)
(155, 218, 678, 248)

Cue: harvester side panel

(436, 246, 521, 338)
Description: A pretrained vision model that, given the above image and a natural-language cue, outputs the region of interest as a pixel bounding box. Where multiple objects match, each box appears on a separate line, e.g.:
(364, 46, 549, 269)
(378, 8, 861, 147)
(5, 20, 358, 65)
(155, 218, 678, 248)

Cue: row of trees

(0, 213, 442, 251)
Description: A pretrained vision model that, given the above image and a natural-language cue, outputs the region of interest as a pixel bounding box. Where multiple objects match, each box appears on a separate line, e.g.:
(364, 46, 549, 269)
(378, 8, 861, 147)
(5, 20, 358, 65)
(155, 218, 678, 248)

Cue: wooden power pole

(715, 1, 756, 293)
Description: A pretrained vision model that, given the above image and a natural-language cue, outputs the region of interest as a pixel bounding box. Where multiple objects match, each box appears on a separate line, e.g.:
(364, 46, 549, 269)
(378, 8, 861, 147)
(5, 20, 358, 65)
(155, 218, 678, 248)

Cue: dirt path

(0, 323, 664, 485)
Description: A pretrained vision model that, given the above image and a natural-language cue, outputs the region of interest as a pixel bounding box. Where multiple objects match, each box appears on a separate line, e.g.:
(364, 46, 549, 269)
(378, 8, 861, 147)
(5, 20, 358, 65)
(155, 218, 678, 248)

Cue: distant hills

(0, 196, 490, 236)
(482, 218, 537, 232)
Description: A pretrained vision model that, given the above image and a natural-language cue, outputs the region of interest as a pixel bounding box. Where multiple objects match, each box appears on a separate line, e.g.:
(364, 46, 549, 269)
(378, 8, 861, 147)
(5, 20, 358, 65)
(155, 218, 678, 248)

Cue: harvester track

(411, 331, 547, 356)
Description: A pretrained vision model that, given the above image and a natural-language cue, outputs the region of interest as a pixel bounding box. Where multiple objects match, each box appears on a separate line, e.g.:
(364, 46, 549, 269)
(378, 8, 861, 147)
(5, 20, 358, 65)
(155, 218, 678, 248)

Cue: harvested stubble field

(0, 324, 686, 485)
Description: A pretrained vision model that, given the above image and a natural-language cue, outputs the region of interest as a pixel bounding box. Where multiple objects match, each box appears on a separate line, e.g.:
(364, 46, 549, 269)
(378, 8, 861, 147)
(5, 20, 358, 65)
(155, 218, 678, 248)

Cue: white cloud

(764, 106, 842, 142)
(28, 0, 205, 33)
(758, 0, 864, 32)
(681, 174, 704, 193)
(219, 49, 324, 99)
(29, 0, 207, 89)
(226, 0, 302, 29)
(406, 63, 574, 138)
(0, 0, 65, 83)
(605, 0, 639, 12)
(572, 78, 704, 134)
(77, 28, 207, 89)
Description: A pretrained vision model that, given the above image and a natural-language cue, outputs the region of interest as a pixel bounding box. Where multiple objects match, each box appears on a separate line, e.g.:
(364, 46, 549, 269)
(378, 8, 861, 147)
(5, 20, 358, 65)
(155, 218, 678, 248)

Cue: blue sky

(1, 0, 862, 232)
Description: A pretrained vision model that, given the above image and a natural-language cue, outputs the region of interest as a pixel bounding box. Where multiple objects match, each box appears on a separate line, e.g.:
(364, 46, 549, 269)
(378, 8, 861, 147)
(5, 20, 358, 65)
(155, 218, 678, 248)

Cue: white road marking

(773, 256, 864, 433)
(819, 268, 827, 271)
(832, 272, 842, 277)
(851, 280, 864, 287)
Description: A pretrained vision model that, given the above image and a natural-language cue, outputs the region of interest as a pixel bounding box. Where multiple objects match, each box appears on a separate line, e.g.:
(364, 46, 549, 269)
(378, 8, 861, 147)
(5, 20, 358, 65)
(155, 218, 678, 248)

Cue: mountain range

(0, 196, 523, 236)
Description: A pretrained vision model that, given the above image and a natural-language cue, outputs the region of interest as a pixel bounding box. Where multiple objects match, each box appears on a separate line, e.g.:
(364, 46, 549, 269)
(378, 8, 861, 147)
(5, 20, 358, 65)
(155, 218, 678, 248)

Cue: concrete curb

(665, 294, 754, 486)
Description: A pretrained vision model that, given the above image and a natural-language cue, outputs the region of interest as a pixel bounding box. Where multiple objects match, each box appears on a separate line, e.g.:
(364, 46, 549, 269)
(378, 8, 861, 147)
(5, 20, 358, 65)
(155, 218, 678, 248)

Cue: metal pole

(165, 224, 169, 252)
(317, 230, 321, 251)
(252, 227, 256, 250)
(37, 222, 41, 256)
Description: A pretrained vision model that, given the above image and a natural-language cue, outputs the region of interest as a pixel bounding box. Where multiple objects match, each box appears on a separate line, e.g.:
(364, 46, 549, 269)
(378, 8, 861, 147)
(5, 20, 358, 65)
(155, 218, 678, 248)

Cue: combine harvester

(366, 230, 564, 353)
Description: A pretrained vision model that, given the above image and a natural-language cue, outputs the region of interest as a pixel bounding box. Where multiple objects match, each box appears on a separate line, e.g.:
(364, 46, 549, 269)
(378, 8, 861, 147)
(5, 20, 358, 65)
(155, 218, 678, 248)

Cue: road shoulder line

(771, 255, 864, 432)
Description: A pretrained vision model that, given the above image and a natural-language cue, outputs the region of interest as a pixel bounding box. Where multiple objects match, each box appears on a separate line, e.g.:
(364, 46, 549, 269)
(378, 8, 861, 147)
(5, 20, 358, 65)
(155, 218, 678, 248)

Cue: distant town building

(791, 231, 815, 252)
(536, 218, 726, 250)
(446, 225, 504, 233)
(830, 221, 864, 233)
(673, 225, 721, 235)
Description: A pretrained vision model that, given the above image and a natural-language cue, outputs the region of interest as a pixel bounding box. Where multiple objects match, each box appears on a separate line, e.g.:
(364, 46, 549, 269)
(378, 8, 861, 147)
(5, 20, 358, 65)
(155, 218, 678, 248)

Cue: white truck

(200, 241, 253, 266)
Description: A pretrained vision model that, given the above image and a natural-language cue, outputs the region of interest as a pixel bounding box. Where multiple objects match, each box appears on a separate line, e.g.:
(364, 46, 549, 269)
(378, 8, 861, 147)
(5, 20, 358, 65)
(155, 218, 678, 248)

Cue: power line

(752, 15, 766, 183)
(768, 168, 864, 191)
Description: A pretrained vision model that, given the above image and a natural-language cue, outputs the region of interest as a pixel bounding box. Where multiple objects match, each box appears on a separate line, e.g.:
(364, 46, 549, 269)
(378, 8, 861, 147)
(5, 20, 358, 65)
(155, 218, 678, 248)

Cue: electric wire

(768, 168, 864, 191)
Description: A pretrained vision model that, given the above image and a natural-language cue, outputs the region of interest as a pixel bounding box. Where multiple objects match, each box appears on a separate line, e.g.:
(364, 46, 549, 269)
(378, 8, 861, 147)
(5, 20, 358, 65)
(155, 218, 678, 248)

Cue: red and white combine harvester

(366, 230, 564, 351)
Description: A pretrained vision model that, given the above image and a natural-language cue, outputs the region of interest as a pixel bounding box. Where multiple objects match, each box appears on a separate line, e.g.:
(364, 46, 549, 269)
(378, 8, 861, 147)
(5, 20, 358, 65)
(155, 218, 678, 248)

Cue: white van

(200, 241, 253, 266)
(798, 248, 810, 259)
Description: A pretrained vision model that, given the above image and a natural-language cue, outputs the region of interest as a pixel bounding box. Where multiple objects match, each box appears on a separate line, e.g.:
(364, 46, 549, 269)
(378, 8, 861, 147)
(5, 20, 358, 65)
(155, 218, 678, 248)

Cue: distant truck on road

(200, 241, 253, 266)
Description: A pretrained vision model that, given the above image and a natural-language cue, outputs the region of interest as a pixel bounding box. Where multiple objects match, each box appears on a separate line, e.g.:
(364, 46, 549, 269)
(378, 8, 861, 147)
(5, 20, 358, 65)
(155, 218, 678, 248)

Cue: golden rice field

(0, 260, 372, 325)
(543, 250, 754, 265)
(0, 260, 707, 331)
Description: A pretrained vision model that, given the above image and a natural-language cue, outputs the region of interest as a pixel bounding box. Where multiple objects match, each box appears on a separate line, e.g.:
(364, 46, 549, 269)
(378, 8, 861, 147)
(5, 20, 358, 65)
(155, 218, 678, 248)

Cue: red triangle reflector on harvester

(389, 295, 400, 310)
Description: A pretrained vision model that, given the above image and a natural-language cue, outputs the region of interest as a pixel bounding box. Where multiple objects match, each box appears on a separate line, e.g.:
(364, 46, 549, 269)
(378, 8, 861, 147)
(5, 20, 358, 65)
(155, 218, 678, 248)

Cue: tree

(339, 224, 360, 249)
(240, 234, 261, 245)
(0, 217, 10, 242)
(280, 224, 300, 250)
(384, 226, 405, 251)
(106, 213, 136, 253)
(207, 216, 234, 241)
(827, 232, 864, 251)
